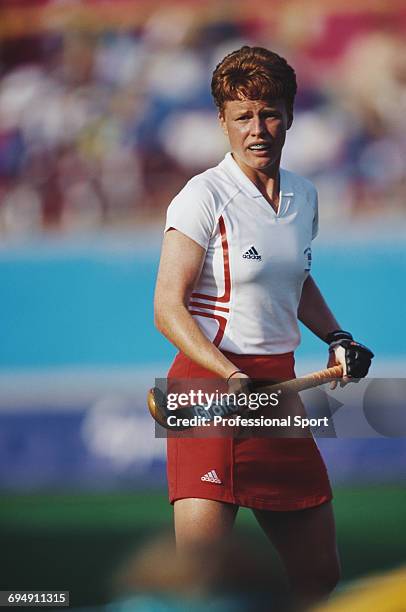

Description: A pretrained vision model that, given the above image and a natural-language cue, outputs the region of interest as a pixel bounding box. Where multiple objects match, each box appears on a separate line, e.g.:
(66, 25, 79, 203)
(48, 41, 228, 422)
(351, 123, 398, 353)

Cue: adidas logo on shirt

(243, 246, 262, 261)
(201, 470, 222, 484)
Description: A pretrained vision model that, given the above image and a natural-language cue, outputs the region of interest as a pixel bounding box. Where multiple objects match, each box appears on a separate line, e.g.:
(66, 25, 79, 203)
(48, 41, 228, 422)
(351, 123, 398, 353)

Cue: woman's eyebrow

(260, 107, 282, 113)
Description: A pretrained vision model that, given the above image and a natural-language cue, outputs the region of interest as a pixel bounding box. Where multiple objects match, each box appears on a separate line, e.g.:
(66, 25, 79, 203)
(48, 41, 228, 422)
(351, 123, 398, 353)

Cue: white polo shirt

(165, 152, 318, 355)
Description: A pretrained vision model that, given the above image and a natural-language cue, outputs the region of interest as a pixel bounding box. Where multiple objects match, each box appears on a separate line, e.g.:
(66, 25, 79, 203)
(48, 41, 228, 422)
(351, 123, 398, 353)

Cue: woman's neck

(232, 153, 281, 211)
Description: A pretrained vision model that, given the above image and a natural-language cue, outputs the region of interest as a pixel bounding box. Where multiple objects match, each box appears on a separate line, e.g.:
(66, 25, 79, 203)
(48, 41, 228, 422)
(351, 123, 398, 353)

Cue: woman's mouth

(248, 143, 270, 150)
(248, 143, 272, 155)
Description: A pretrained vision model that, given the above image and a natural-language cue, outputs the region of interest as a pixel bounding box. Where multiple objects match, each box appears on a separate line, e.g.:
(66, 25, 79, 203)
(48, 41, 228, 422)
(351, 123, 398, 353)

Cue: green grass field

(1, 486, 405, 607)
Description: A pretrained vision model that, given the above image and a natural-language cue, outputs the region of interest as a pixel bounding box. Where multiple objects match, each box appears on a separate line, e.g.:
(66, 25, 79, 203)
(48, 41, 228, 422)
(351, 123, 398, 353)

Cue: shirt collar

(220, 152, 294, 198)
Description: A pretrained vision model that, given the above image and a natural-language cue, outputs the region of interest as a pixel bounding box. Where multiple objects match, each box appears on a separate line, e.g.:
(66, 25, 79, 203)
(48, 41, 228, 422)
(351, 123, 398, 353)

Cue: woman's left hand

(327, 336, 374, 390)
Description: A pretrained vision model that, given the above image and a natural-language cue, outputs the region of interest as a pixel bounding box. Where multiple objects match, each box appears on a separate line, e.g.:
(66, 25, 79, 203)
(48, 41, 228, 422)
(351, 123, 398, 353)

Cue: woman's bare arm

(154, 229, 245, 379)
(298, 275, 340, 341)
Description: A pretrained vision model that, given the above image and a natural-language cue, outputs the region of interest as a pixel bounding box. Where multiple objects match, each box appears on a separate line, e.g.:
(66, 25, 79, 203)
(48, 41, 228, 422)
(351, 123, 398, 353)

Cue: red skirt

(166, 351, 332, 511)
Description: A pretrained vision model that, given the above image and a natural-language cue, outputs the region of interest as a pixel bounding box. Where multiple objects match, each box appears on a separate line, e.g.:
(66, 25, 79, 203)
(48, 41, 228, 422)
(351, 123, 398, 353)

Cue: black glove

(326, 330, 374, 378)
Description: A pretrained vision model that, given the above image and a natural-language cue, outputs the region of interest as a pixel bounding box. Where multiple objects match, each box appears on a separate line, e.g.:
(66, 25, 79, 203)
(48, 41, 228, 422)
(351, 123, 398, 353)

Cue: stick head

(147, 387, 169, 429)
(147, 387, 191, 431)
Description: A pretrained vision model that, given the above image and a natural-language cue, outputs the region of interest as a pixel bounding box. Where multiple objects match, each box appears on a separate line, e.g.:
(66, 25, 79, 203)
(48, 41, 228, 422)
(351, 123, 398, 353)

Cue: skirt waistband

(221, 350, 294, 361)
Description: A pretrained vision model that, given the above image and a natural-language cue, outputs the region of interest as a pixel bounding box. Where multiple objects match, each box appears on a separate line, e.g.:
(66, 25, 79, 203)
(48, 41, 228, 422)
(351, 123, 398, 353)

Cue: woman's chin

(250, 156, 278, 171)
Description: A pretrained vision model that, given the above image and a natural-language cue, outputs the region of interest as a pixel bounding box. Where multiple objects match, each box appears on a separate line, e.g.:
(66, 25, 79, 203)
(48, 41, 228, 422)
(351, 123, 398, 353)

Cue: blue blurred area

(0, 241, 165, 368)
(0, 234, 405, 369)
(0, 407, 405, 491)
(0, 410, 166, 491)
(298, 239, 406, 363)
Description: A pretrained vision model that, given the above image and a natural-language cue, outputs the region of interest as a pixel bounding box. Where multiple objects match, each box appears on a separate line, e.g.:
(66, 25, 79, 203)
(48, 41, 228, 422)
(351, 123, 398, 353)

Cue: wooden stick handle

(272, 364, 344, 394)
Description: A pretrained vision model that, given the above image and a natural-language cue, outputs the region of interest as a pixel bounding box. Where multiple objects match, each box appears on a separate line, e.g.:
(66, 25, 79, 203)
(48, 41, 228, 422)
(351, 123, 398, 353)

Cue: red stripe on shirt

(189, 301, 230, 313)
(191, 215, 231, 303)
(189, 310, 227, 347)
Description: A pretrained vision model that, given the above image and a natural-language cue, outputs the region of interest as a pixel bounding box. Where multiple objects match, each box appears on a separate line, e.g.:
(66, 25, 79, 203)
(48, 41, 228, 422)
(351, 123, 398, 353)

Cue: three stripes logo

(201, 470, 222, 484)
(243, 246, 262, 261)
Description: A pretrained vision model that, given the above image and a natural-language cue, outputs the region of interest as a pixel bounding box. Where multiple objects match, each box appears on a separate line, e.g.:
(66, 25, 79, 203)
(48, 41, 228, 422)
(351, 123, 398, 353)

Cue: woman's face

(219, 98, 292, 175)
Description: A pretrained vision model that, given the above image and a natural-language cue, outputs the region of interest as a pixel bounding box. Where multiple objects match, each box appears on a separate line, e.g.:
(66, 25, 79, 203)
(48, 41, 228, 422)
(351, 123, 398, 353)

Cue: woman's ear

(287, 110, 294, 130)
(219, 112, 228, 136)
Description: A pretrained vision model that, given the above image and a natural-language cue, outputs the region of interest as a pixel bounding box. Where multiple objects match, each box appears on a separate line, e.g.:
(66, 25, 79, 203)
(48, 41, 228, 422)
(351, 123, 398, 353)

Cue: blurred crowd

(0, 1, 405, 237)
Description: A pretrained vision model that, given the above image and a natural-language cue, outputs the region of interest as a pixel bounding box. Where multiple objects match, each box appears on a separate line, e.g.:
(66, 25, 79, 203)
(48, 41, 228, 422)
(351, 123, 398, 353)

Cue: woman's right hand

(227, 371, 251, 412)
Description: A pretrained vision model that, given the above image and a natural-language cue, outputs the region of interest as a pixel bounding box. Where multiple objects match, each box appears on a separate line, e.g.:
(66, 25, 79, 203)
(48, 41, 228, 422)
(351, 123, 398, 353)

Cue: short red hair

(211, 46, 297, 116)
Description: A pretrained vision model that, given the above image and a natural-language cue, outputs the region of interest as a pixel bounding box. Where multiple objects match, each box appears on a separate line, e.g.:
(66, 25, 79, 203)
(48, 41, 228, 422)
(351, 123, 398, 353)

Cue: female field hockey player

(154, 46, 373, 606)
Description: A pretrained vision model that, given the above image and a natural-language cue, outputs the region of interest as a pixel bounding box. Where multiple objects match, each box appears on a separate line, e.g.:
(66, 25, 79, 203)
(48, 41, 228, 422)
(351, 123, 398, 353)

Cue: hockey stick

(147, 364, 343, 430)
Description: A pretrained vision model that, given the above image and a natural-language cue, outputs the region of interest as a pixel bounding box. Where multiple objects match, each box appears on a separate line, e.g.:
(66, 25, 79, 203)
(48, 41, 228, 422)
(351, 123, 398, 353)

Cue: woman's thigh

(174, 498, 238, 550)
(253, 501, 340, 592)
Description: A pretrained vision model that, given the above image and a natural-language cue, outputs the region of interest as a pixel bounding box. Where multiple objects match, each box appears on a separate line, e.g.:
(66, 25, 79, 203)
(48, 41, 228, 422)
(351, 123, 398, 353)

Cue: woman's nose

(250, 116, 266, 136)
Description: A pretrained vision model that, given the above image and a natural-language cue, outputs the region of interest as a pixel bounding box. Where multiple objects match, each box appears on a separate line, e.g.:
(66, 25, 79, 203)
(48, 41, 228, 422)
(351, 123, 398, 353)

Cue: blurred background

(0, 0, 405, 609)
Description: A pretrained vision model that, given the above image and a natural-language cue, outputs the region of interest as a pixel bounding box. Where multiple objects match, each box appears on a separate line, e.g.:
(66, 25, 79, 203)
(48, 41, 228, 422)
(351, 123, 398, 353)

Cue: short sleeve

(165, 179, 216, 250)
(311, 188, 319, 240)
